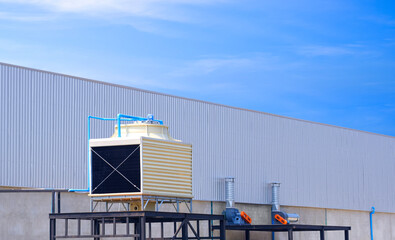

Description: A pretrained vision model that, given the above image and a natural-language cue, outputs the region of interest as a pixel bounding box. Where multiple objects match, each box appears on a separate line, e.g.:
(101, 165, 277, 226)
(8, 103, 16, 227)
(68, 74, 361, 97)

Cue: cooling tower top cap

(111, 121, 180, 141)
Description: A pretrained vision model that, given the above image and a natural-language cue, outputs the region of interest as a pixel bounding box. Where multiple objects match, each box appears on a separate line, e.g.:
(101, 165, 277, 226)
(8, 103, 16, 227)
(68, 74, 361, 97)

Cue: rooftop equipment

(271, 182, 300, 224)
(223, 177, 252, 225)
(89, 114, 192, 211)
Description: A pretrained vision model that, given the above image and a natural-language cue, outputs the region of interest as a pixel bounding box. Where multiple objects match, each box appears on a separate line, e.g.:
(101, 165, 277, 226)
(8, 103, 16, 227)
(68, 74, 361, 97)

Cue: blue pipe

(272, 217, 275, 240)
(69, 114, 163, 192)
(370, 206, 375, 240)
(69, 116, 117, 192)
(211, 201, 213, 240)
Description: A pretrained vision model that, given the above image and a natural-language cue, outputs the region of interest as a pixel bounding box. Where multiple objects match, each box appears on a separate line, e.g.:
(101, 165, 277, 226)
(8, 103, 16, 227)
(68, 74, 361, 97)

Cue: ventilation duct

(225, 177, 235, 208)
(271, 182, 280, 211)
(271, 182, 300, 224)
(223, 177, 252, 225)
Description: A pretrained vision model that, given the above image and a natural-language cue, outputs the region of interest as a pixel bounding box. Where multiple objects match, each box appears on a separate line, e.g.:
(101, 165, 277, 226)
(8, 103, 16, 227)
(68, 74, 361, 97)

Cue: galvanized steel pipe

(271, 182, 281, 211)
(225, 177, 235, 208)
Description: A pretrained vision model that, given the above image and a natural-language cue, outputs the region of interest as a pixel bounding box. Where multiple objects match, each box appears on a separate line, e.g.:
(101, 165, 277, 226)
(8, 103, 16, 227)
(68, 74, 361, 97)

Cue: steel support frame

(213, 224, 350, 240)
(49, 211, 225, 240)
(91, 195, 193, 213)
(141, 195, 193, 213)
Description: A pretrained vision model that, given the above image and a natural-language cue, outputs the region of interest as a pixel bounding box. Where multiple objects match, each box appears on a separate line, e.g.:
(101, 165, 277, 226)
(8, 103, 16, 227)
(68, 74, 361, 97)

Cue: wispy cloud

(0, 11, 53, 21)
(168, 53, 304, 77)
(296, 44, 381, 58)
(98, 55, 276, 94)
(170, 57, 255, 76)
(0, 0, 233, 35)
(0, 0, 229, 23)
(297, 45, 354, 57)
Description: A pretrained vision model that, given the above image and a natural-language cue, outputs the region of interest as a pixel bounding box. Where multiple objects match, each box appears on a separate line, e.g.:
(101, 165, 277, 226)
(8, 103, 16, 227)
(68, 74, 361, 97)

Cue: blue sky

(0, 0, 394, 136)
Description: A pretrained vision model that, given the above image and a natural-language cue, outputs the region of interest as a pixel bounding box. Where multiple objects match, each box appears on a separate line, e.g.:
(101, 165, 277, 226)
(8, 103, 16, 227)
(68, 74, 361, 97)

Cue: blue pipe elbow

(68, 189, 89, 192)
(370, 206, 375, 240)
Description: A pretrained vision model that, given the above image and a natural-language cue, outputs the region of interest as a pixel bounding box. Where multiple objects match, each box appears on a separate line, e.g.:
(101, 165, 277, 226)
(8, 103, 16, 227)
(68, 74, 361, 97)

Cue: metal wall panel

(1, 62, 395, 212)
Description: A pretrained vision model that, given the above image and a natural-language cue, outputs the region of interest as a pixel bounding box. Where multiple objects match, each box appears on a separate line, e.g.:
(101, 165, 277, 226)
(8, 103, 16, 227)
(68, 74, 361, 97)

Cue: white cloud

(0, 0, 230, 23)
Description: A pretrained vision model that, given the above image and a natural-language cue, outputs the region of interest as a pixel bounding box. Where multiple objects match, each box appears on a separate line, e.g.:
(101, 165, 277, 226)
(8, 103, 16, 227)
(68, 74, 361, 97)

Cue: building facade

(1, 62, 395, 239)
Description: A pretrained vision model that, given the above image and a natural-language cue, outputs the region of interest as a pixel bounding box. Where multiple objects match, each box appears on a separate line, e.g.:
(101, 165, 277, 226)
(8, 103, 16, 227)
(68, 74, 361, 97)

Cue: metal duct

(286, 213, 300, 223)
(225, 177, 235, 208)
(271, 182, 300, 224)
(271, 182, 280, 211)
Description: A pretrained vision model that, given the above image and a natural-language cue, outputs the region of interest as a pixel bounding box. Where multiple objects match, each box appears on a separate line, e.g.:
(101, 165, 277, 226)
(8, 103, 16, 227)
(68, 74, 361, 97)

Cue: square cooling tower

(89, 137, 192, 198)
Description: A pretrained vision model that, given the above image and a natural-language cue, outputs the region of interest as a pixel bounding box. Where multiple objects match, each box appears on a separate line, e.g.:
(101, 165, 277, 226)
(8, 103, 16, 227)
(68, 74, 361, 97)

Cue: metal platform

(213, 224, 351, 240)
(49, 211, 225, 240)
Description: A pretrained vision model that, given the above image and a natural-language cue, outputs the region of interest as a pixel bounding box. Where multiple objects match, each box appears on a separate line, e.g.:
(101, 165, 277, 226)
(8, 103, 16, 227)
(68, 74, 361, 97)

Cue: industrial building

(0, 62, 394, 239)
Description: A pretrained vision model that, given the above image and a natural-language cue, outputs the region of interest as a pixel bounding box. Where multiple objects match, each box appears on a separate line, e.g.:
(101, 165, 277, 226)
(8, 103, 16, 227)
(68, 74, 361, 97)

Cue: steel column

(51, 192, 55, 213)
(196, 220, 200, 238)
(161, 222, 164, 239)
(51, 193, 56, 240)
(245, 230, 250, 240)
(288, 229, 293, 240)
(320, 229, 325, 240)
(139, 216, 146, 240)
(182, 220, 188, 240)
(148, 222, 151, 239)
(208, 218, 212, 238)
(77, 219, 81, 236)
(175, 221, 178, 237)
(94, 219, 100, 240)
(135, 222, 138, 240)
(220, 219, 226, 240)
(49, 219, 55, 240)
(57, 192, 61, 213)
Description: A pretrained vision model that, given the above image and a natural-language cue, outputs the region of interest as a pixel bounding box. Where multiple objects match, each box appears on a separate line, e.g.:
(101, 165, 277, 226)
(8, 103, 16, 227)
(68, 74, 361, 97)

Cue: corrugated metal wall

(1, 62, 395, 212)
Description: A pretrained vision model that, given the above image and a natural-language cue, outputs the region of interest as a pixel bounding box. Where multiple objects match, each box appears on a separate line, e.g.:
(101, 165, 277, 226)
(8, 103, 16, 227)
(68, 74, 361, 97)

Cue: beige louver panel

(141, 137, 193, 198)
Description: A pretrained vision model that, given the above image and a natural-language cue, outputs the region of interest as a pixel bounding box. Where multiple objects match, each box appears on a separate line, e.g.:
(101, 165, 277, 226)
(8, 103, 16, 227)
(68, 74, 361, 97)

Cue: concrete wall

(0, 192, 394, 240)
